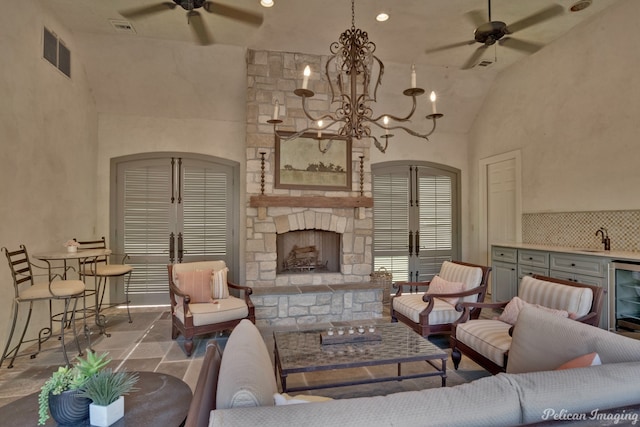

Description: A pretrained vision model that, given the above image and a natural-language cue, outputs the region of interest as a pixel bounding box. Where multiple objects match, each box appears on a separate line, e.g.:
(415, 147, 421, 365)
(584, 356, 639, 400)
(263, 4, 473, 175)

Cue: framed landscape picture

(275, 132, 352, 191)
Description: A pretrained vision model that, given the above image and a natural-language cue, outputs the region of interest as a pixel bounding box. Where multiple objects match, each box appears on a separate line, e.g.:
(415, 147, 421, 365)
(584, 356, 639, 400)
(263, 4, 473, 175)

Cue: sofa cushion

(216, 319, 277, 409)
(455, 320, 512, 368)
(174, 296, 249, 327)
(507, 306, 640, 374)
(209, 374, 522, 427)
(426, 275, 465, 305)
(393, 294, 466, 324)
(505, 362, 640, 424)
(518, 275, 592, 317)
(273, 393, 333, 405)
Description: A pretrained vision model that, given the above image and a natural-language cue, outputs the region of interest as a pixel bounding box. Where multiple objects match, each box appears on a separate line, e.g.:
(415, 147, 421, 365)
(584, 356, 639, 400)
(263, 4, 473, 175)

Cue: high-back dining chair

(1, 245, 85, 368)
(74, 237, 133, 331)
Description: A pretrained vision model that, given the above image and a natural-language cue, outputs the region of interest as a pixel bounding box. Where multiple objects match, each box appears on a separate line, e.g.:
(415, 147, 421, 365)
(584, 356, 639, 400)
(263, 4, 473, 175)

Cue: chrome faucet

(595, 227, 611, 251)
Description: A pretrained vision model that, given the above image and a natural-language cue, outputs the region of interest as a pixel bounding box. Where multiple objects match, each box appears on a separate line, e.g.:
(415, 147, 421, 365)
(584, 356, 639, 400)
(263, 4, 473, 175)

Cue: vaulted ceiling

(41, 0, 619, 71)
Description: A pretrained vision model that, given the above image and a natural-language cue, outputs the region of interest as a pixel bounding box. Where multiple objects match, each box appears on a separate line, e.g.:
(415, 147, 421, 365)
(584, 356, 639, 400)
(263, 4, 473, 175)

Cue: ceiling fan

(119, 0, 263, 46)
(426, 0, 564, 69)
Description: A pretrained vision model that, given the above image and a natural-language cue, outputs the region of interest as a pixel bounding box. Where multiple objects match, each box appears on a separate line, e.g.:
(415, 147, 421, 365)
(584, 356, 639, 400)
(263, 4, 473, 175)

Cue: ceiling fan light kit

(268, 0, 443, 154)
(426, 0, 565, 69)
(119, 0, 263, 45)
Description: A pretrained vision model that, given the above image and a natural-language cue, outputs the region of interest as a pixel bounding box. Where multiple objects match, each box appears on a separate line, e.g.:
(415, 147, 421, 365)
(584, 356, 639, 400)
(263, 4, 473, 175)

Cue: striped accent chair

(390, 261, 491, 338)
(450, 275, 604, 374)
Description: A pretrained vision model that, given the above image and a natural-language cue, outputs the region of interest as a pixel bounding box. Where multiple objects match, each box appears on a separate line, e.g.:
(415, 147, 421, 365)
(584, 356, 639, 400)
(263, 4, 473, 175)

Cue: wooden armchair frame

(168, 264, 255, 356)
(390, 261, 492, 338)
(450, 275, 604, 374)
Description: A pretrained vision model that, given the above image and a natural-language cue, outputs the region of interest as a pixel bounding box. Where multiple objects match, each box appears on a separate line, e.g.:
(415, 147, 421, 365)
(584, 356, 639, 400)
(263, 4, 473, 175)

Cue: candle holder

(259, 152, 266, 195)
(359, 156, 364, 196)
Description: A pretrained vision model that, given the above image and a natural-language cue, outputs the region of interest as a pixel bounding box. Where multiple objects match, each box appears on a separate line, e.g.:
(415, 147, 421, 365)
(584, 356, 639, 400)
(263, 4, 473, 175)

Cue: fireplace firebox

(276, 230, 340, 274)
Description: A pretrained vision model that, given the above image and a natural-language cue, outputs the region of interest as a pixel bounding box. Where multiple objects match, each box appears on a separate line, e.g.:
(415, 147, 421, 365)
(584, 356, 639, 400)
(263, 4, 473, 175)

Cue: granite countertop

(492, 243, 640, 263)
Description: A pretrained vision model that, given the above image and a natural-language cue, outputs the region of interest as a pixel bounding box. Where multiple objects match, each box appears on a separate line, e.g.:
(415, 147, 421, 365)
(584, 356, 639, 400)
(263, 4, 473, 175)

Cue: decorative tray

(320, 330, 382, 345)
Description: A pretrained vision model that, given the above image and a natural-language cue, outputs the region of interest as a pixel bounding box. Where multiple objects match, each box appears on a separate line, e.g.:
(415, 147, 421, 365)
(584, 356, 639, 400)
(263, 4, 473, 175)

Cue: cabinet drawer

(518, 250, 549, 268)
(549, 254, 607, 277)
(492, 246, 517, 263)
(548, 270, 608, 288)
(518, 265, 549, 280)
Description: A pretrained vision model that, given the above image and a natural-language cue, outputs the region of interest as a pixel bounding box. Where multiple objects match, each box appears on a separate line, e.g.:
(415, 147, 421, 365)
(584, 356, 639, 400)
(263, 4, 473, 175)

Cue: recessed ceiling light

(376, 12, 389, 22)
(260, 0, 274, 7)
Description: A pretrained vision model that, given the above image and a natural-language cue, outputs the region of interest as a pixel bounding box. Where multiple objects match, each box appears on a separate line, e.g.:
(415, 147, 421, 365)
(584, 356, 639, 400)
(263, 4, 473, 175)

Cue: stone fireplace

(244, 49, 382, 326)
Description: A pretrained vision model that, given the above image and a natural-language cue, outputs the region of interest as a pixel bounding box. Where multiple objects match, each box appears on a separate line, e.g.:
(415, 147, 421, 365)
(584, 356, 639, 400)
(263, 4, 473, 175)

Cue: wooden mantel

(249, 195, 373, 208)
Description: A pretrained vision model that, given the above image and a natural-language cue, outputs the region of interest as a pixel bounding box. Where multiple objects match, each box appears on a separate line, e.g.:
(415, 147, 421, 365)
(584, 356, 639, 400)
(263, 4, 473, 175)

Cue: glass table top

(274, 322, 447, 373)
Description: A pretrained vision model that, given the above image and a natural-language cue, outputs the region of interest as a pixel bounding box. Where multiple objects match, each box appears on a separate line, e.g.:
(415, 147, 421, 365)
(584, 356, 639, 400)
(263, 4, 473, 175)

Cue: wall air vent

(43, 27, 71, 78)
(109, 19, 136, 34)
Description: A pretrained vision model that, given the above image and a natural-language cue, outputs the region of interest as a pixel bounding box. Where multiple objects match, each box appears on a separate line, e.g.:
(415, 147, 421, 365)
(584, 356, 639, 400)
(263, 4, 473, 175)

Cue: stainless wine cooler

(611, 261, 640, 332)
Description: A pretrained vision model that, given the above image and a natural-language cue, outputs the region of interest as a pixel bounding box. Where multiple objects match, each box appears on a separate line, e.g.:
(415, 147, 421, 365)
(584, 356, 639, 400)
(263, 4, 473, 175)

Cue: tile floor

(0, 305, 491, 411)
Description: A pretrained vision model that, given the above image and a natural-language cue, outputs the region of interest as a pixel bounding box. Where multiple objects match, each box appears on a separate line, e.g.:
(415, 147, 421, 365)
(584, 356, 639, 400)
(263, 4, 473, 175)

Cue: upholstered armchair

(450, 274, 604, 374)
(390, 260, 492, 338)
(168, 261, 255, 356)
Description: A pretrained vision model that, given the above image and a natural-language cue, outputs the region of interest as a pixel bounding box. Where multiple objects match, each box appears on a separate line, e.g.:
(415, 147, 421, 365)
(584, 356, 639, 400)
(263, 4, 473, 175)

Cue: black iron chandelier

(268, 0, 443, 153)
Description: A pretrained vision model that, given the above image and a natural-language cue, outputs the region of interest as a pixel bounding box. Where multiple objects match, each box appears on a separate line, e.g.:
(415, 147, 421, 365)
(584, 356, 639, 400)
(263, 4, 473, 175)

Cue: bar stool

(1, 245, 85, 368)
(74, 237, 133, 336)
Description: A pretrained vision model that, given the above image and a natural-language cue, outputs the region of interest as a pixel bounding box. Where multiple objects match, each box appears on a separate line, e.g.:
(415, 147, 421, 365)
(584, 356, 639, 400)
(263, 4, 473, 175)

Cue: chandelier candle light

(267, 0, 443, 153)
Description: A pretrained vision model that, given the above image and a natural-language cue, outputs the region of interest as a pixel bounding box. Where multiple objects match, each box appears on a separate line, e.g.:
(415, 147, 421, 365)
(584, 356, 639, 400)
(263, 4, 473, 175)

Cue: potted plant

(38, 351, 111, 425)
(78, 369, 139, 427)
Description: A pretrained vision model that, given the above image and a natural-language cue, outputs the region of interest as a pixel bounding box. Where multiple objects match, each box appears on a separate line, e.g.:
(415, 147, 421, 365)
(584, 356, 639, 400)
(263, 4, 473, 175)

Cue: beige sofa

(186, 307, 640, 427)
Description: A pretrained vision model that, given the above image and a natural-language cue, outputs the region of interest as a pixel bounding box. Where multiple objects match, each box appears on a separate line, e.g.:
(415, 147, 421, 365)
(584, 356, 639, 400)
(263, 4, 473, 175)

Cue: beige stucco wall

(0, 1, 98, 347)
(467, 0, 638, 265)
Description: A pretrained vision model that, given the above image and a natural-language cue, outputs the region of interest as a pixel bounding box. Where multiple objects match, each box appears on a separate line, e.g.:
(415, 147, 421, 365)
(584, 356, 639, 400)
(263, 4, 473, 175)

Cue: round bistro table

(0, 371, 192, 426)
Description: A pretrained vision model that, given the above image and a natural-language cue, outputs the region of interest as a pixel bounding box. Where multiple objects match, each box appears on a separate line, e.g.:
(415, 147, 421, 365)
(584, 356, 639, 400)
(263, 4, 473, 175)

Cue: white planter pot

(67, 245, 78, 253)
(89, 396, 124, 427)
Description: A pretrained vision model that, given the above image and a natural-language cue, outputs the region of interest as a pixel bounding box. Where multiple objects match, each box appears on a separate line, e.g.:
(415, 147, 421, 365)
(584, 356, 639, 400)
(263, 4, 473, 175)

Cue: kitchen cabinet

(491, 247, 517, 302)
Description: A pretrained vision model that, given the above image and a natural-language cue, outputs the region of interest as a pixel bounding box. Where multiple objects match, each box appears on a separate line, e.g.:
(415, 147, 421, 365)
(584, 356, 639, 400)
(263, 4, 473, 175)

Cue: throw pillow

(273, 393, 333, 405)
(556, 352, 602, 370)
(426, 275, 466, 306)
(498, 297, 528, 325)
(176, 269, 213, 303)
(498, 297, 570, 325)
(212, 267, 230, 299)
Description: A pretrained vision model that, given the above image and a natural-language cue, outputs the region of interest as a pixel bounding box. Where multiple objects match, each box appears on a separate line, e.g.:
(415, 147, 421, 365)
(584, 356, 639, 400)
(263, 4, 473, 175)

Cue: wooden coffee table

(273, 322, 447, 393)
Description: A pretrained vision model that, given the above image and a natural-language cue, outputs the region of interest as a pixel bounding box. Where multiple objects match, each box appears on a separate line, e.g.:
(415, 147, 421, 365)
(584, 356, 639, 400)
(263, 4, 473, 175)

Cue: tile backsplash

(522, 210, 640, 252)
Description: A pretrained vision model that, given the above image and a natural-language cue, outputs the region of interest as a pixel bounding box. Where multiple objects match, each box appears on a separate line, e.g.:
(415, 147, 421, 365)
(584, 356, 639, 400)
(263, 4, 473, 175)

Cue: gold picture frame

(275, 132, 352, 191)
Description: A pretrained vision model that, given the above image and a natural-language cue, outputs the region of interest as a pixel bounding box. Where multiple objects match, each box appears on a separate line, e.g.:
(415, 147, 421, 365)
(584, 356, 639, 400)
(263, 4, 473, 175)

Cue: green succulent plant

(77, 369, 139, 406)
(37, 351, 112, 425)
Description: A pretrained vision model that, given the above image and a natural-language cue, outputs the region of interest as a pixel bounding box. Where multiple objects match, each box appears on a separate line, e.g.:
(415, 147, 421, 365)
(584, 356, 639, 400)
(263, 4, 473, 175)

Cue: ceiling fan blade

(119, 2, 176, 19)
(203, 1, 263, 26)
(505, 4, 564, 34)
(461, 45, 489, 70)
(425, 40, 476, 54)
(188, 11, 213, 45)
(499, 37, 543, 54)
(464, 9, 488, 28)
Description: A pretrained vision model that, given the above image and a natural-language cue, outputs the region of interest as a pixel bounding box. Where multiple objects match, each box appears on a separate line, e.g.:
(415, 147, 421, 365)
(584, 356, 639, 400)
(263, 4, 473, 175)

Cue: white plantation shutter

(373, 171, 410, 281)
(417, 171, 456, 280)
(181, 164, 230, 258)
(373, 163, 459, 283)
(122, 163, 174, 295)
(115, 155, 238, 305)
